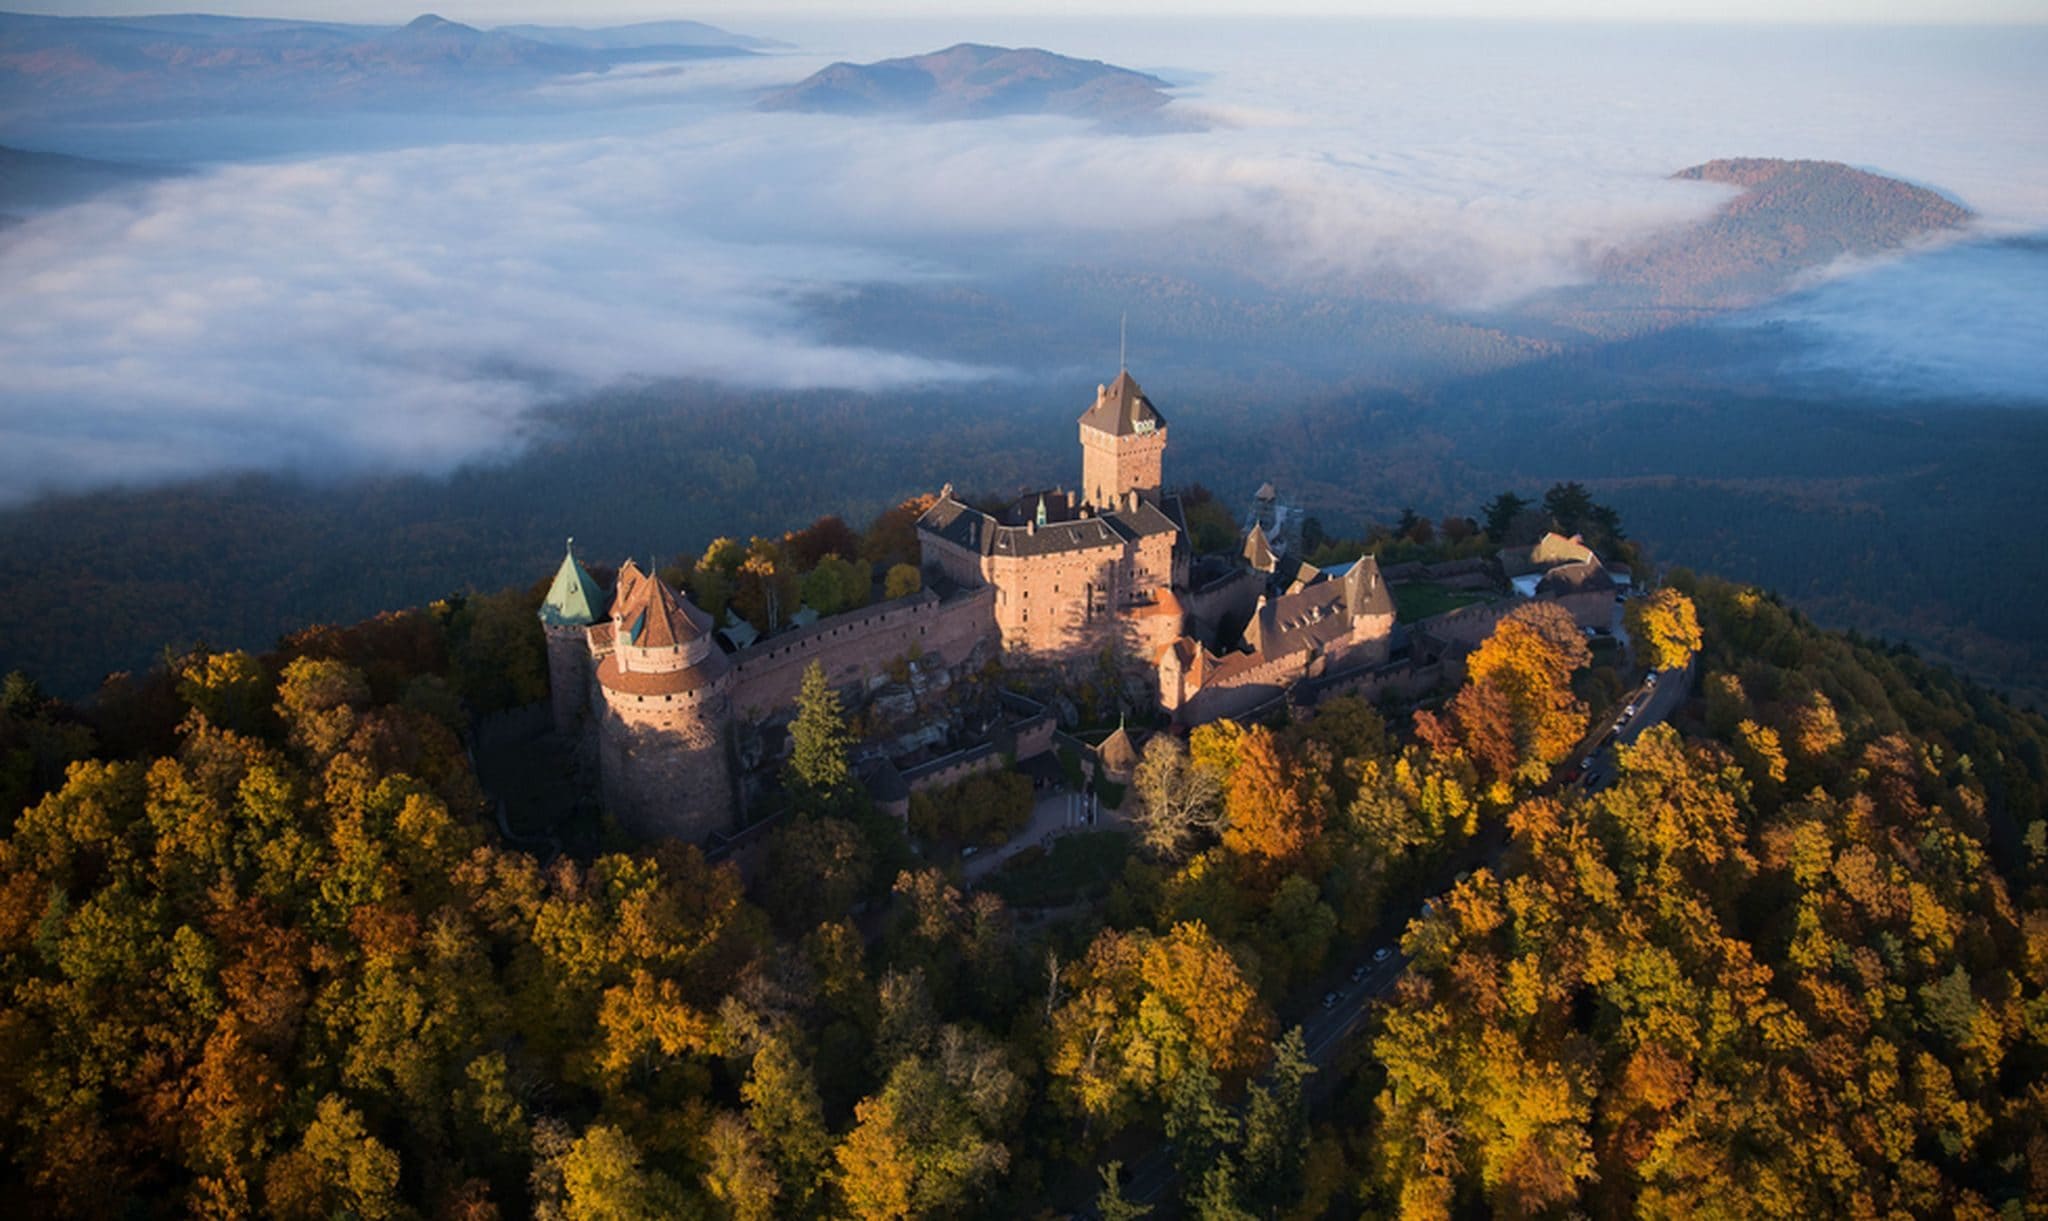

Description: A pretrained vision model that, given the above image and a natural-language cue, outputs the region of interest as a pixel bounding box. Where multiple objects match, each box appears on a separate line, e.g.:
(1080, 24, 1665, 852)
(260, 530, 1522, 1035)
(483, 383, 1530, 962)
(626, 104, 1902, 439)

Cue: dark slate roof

(920, 491, 1177, 560)
(990, 515, 1129, 558)
(1118, 496, 1181, 539)
(918, 494, 987, 551)
(1536, 557, 1616, 596)
(1343, 554, 1396, 619)
(1077, 370, 1166, 437)
(1234, 553, 1393, 669)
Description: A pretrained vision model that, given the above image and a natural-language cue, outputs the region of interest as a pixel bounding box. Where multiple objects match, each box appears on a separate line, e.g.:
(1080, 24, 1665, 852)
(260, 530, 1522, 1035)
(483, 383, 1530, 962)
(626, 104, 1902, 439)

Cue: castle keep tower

(591, 568, 737, 843)
(1079, 371, 1167, 510)
(539, 539, 605, 736)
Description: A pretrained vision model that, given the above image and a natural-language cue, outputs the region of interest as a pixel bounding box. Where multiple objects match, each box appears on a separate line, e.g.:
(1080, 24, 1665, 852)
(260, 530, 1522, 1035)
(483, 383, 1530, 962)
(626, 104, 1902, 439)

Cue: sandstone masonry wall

(599, 671, 736, 842)
(544, 624, 593, 736)
(731, 586, 998, 722)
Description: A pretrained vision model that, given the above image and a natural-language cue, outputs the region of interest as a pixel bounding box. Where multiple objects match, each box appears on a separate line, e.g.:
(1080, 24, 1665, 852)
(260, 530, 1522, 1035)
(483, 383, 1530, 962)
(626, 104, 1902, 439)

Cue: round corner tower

(593, 571, 737, 843)
(1079, 369, 1168, 511)
(539, 539, 605, 737)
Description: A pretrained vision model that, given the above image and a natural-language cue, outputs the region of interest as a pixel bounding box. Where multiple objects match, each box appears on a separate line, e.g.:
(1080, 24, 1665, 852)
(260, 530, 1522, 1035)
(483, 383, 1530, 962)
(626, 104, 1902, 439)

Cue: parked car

(1322, 991, 1340, 1009)
(1645, 673, 1658, 688)
(1351, 963, 1369, 981)
(1374, 946, 1393, 963)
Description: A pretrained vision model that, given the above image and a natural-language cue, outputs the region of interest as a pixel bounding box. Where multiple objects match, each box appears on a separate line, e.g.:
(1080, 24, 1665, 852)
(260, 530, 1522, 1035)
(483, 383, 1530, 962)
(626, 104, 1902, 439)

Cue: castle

(540, 369, 1397, 843)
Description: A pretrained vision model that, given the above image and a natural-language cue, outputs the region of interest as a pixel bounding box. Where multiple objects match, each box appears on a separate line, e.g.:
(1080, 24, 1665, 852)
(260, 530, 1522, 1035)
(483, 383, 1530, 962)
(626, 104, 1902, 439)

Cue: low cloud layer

(1758, 239, 2048, 402)
(3, 18, 2045, 503)
(0, 142, 984, 502)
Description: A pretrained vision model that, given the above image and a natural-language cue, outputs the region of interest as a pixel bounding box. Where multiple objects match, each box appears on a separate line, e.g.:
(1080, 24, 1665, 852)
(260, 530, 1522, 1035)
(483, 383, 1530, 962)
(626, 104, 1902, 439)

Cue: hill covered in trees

(0, 535, 2041, 1215)
(758, 44, 1182, 129)
(1534, 157, 1975, 334)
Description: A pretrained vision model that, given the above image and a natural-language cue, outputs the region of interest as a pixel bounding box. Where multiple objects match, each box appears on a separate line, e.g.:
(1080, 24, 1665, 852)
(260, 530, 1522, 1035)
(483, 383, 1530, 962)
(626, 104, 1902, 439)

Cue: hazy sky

(10, 0, 2047, 24)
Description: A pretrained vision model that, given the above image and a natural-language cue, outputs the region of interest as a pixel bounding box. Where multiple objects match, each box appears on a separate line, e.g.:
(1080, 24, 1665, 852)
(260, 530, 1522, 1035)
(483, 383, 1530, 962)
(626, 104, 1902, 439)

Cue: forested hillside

(1352, 573, 2048, 1215)
(0, 549, 2041, 1215)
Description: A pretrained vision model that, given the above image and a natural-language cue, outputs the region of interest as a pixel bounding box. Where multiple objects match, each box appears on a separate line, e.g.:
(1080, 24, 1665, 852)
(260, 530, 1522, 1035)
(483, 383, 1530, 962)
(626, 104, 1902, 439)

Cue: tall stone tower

(1079, 370, 1168, 510)
(539, 539, 605, 736)
(592, 571, 737, 842)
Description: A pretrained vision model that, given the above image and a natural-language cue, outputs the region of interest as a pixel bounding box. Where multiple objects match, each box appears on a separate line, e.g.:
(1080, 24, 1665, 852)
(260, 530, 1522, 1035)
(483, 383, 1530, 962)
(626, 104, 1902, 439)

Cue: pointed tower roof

(613, 558, 649, 614)
(1243, 522, 1276, 573)
(618, 574, 711, 649)
(540, 539, 606, 627)
(1078, 370, 1166, 437)
(1098, 721, 1139, 778)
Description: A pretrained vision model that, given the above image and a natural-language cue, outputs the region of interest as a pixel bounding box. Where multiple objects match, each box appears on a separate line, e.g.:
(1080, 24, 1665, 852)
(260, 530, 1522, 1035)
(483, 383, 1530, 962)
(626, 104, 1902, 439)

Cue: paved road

(1096, 657, 1695, 1214)
(962, 788, 1104, 884)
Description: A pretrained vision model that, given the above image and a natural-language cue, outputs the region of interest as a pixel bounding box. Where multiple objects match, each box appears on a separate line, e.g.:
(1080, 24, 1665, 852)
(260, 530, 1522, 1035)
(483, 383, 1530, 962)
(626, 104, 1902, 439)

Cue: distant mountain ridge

(759, 43, 1189, 130)
(495, 20, 780, 53)
(0, 10, 762, 121)
(1544, 157, 1973, 333)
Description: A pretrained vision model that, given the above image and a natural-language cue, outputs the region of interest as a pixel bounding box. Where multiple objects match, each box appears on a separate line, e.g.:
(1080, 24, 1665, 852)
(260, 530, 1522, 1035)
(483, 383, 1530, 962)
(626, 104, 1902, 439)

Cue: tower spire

(1119, 311, 1127, 372)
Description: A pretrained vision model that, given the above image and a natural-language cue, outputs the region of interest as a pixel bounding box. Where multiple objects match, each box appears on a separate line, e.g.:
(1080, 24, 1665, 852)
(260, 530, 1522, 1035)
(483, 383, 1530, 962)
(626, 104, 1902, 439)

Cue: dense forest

(4, 327, 2045, 709)
(1, 540, 2042, 1215)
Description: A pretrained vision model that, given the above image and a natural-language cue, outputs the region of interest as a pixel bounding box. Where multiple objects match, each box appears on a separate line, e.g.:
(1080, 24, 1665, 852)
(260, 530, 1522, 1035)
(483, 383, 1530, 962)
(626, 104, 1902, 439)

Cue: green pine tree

(785, 661, 853, 815)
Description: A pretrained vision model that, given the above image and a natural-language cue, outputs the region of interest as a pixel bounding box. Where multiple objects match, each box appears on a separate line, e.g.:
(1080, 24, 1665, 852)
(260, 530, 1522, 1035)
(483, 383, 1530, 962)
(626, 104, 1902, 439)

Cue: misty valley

(1, 9, 2046, 1218)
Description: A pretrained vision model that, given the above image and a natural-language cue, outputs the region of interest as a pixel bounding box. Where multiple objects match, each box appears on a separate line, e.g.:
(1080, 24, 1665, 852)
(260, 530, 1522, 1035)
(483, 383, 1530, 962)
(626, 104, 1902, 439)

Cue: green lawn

(986, 831, 1131, 908)
(1393, 581, 1494, 624)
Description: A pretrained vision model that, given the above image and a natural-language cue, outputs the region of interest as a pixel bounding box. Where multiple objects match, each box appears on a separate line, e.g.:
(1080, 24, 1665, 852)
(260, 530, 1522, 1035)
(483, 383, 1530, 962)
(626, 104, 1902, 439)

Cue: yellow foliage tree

(1625, 589, 1702, 672)
(1047, 921, 1273, 1133)
(1465, 603, 1592, 781)
(1221, 726, 1326, 869)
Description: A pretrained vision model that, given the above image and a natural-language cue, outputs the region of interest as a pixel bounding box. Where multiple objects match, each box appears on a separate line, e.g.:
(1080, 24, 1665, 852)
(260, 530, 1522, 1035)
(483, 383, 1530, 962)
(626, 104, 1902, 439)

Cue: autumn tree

(1048, 922, 1274, 1134)
(834, 1026, 1022, 1218)
(1127, 734, 1225, 860)
(860, 495, 937, 572)
(801, 554, 871, 617)
(691, 537, 744, 621)
(783, 515, 863, 571)
(882, 563, 922, 601)
(1220, 726, 1329, 870)
(734, 544, 800, 634)
(1625, 588, 1702, 672)
(177, 650, 270, 734)
(1457, 602, 1593, 784)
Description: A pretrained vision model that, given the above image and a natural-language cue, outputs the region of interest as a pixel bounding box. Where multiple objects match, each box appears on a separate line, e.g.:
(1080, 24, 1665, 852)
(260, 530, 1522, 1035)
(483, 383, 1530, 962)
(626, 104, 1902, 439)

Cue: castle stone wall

(986, 542, 1125, 656)
(1081, 426, 1166, 508)
(598, 671, 736, 842)
(544, 624, 593, 736)
(731, 586, 998, 722)
(1184, 568, 1264, 647)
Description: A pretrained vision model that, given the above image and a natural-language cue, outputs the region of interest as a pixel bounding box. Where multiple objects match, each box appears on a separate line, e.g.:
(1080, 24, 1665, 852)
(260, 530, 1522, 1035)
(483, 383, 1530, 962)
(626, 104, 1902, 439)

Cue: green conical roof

(539, 539, 605, 628)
